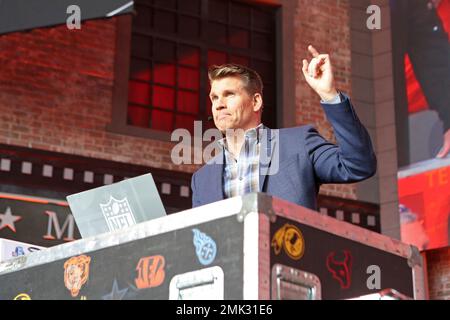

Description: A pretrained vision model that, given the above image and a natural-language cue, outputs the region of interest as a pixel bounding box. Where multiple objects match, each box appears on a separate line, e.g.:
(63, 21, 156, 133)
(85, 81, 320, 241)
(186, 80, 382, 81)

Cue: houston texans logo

(326, 250, 353, 289)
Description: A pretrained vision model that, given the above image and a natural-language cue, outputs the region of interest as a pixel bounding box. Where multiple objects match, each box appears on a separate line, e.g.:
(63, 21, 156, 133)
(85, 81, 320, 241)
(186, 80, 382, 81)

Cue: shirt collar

(218, 124, 264, 150)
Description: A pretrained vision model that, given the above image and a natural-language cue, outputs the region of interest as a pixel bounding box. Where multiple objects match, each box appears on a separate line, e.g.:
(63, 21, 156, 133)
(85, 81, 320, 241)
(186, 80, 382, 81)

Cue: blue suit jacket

(191, 95, 377, 210)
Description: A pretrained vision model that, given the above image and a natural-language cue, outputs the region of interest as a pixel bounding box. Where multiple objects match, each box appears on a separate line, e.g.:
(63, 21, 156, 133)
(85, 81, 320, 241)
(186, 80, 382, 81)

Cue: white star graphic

(0, 207, 22, 233)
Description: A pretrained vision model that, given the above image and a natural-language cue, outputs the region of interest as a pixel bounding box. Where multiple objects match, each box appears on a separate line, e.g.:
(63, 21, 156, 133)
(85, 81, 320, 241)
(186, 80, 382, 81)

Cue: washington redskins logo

(13, 293, 31, 300)
(271, 224, 305, 260)
(63, 255, 92, 297)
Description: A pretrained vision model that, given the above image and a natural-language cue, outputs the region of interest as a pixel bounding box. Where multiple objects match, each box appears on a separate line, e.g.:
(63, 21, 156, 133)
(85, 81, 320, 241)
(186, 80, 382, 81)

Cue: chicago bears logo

(64, 255, 91, 297)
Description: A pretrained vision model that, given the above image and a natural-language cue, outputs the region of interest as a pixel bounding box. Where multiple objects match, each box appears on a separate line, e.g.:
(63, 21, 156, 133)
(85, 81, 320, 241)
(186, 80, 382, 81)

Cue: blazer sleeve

(305, 94, 377, 184)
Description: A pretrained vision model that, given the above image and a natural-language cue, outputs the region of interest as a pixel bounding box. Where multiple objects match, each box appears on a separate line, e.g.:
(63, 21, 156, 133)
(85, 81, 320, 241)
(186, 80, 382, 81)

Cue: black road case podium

(0, 193, 426, 300)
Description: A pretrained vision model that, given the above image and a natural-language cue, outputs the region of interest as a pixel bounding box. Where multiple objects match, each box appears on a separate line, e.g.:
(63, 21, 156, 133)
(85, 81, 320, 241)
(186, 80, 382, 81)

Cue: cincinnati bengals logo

(326, 250, 353, 289)
(271, 224, 305, 260)
(64, 255, 91, 297)
(135, 255, 165, 289)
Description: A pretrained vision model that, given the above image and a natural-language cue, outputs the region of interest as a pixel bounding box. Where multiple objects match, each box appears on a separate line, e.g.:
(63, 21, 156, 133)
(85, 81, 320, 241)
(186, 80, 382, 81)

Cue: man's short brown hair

(208, 63, 264, 96)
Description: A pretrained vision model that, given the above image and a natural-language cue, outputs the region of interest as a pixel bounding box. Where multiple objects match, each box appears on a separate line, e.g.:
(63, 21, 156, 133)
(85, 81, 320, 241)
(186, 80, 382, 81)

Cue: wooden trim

(277, 0, 296, 128)
(106, 122, 173, 141)
(111, 14, 132, 134)
(318, 194, 381, 233)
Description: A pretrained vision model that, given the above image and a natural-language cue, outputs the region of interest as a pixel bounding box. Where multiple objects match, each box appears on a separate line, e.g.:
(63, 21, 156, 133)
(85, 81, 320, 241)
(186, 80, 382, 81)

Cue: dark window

(127, 0, 278, 135)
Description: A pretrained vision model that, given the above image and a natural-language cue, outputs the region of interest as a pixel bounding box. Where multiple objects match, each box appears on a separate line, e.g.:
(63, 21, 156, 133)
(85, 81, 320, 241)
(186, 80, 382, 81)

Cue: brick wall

(294, 0, 357, 199)
(426, 247, 450, 300)
(0, 1, 359, 201)
(0, 18, 197, 174)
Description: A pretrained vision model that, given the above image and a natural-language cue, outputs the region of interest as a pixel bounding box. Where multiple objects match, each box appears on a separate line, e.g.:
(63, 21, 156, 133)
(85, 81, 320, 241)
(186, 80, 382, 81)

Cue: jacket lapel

(259, 127, 277, 192)
(206, 127, 277, 200)
(207, 151, 225, 203)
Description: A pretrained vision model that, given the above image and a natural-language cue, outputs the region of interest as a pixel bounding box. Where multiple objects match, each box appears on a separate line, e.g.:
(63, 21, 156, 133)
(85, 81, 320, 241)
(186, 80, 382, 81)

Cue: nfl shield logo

(100, 196, 137, 232)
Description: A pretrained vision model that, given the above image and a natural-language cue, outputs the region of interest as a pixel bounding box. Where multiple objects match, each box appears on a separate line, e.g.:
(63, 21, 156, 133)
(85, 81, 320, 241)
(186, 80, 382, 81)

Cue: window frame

(108, 0, 296, 141)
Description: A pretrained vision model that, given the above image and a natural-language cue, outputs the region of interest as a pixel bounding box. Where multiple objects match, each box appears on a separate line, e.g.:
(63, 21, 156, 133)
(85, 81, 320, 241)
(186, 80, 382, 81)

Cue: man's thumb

(436, 145, 450, 158)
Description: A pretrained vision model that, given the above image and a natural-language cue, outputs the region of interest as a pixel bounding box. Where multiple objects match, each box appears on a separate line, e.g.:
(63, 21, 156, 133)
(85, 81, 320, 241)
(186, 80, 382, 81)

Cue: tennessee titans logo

(192, 229, 217, 266)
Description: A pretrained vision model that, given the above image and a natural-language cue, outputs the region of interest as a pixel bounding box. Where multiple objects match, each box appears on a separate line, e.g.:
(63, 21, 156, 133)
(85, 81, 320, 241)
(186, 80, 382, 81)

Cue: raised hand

(436, 129, 450, 158)
(302, 45, 339, 101)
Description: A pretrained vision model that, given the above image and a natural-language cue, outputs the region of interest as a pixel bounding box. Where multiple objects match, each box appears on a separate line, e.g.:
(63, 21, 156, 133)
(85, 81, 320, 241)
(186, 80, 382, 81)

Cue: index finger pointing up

(308, 45, 320, 58)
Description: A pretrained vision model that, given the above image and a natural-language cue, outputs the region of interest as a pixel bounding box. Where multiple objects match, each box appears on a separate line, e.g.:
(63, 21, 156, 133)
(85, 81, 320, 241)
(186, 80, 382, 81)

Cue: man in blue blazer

(191, 45, 377, 210)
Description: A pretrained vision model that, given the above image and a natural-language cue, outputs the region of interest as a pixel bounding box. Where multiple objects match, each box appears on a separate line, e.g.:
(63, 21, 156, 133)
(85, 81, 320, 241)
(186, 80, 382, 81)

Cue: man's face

(209, 76, 261, 133)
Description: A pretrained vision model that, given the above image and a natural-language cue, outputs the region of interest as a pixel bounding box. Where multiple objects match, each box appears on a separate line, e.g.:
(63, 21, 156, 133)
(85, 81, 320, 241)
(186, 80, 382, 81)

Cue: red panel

(207, 50, 227, 66)
(151, 110, 173, 131)
(207, 22, 227, 45)
(406, 1, 450, 114)
(154, 63, 176, 86)
(153, 39, 176, 61)
(128, 81, 150, 105)
(229, 28, 249, 48)
(154, 9, 176, 33)
(398, 166, 450, 250)
(131, 34, 151, 57)
(208, 0, 227, 23)
(153, 85, 174, 110)
(130, 59, 151, 82)
(179, 15, 200, 38)
(253, 9, 272, 31)
(405, 54, 428, 114)
(252, 32, 271, 51)
(175, 114, 196, 133)
(128, 105, 150, 128)
(178, 45, 200, 67)
(133, 5, 152, 29)
(437, 0, 450, 38)
(178, 67, 199, 90)
(230, 2, 250, 27)
(229, 55, 249, 66)
(177, 91, 199, 114)
(179, 0, 200, 15)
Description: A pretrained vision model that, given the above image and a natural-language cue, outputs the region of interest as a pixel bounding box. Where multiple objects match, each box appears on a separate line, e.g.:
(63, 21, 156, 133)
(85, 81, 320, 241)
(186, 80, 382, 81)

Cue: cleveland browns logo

(63, 255, 91, 297)
(271, 224, 305, 260)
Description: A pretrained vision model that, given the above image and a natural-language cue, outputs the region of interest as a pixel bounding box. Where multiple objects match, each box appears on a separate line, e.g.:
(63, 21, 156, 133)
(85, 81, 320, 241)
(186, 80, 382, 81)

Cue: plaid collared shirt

(219, 124, 263, 199)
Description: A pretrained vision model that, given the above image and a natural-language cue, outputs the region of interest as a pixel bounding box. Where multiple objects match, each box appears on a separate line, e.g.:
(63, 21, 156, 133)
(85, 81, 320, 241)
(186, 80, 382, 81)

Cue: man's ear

(252, 93, 263, 112)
